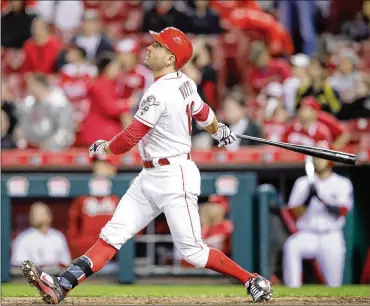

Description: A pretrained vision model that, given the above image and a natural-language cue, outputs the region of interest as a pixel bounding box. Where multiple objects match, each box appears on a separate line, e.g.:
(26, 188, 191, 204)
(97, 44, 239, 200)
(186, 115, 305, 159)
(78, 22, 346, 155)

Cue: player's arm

(89, 91, 164, 156)
(191, 90, 236, 146)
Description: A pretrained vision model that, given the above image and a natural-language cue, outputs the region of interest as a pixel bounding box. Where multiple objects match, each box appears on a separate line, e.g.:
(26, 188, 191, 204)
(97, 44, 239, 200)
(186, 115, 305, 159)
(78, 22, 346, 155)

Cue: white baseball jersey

(133, 71, 212, 160)
(288, 173, 353, 232)
(11, 227, 71, 267)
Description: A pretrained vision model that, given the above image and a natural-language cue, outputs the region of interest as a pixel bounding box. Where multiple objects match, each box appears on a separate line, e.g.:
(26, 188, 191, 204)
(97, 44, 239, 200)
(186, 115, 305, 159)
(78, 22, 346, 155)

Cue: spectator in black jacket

(1, 0, 36, 49)
(56, 10, 114, 70)
(141, 0, 191, 33)
(188, 0, 223, 35)
(1, 82, 18, 149)
(213, 90, 264, 150)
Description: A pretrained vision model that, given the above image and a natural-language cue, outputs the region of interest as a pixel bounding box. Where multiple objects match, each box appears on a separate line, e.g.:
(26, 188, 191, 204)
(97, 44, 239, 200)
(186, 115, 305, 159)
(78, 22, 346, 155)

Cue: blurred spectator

(341, 1, 370, 42)
(17, 73, 75, 151)
(75, 52, 128, 147)
(58, 44, 97, 131)
(1, 0, 36, 49)
(283, 54, 311, 115)
(262, 83, 290, 142)
(328, 0, 365, 34)
(141, 0, 191, 33)
(188, 0, 223, 35)
(1, 81, 18, 149)
(1, 109, 16, 149)
(229, 3, 294, 57)
(283, 154, 353, 287)
(337, 74, 370, 120)
(21, 17, 63, 74)
(295, 55, 341, 115)
(11, 202, 71, 272)
(246, 41, 291, 97)
(210, 0, 261, 31)
(176, 194, 233, 267)
(283, 97, 332, 147)
(115, 38, 153, 126)
(182, 38, 218, 109)
(67, 154, 119, 258)
(214, 91, 263, 150)
(70, 10, 114, 63)
(329, 48, 363, 104)
(278, 1, 316, 55)
(200, 194, 233, 257)
(34, 0, 84, 42)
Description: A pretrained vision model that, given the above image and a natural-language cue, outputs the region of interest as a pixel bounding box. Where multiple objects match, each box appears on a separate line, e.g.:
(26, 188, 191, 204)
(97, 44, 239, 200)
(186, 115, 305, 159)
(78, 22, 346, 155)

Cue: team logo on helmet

(139, 95, 160, 115)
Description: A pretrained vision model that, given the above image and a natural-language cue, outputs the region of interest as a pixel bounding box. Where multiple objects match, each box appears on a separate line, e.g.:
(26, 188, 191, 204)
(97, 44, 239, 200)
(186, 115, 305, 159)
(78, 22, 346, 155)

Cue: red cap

(301, 96, 321, 110)
(116, 38, 140, 56)
(208, 194, 229, 212)
(149, 27, 193, 70)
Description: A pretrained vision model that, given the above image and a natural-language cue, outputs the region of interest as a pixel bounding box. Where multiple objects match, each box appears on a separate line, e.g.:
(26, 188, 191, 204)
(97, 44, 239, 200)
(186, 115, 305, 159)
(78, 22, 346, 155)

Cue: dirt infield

(2, 296, 370, 305)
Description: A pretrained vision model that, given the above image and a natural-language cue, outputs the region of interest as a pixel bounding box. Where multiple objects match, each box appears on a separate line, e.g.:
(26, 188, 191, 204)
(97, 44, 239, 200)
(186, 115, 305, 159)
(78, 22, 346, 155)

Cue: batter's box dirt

(2, 296, 370, 305)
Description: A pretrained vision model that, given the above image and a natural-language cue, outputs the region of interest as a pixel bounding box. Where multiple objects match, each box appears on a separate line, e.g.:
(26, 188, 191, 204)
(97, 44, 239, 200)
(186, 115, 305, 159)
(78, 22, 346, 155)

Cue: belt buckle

(152, 158, 160, 168)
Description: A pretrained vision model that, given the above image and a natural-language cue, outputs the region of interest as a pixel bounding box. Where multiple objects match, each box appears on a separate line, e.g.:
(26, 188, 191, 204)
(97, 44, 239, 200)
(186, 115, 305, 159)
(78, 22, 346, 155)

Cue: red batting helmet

(149, 27, 193, 70)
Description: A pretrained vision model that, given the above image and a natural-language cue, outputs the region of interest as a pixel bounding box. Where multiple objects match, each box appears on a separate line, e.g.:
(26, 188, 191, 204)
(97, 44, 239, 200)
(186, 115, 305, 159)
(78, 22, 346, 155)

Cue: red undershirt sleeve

(108, 119, 151, 155)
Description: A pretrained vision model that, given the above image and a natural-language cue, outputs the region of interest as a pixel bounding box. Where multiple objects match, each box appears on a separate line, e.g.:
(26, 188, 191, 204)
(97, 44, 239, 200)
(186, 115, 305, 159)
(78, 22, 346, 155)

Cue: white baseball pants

(100, 158, 210, 268)
(283, 230, 346, 287)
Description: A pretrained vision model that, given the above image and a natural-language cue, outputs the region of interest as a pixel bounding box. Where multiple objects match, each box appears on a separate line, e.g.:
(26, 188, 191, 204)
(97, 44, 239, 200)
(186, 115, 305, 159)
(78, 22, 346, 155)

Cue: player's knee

(182, 246, 210, 268)
(99, 221, 132, 250)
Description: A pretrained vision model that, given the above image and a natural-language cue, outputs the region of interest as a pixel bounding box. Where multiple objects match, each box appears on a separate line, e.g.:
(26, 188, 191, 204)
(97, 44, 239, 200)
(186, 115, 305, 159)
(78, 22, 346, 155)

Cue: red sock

(85, 238, 117, 272)
(205, 248, 254, 285)
(59, 238, 117, 290)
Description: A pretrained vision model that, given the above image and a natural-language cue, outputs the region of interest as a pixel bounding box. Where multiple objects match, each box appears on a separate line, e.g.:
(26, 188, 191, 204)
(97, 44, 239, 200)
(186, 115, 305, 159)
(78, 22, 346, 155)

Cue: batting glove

(89, 140, 108, 158)
(211, 123, 237, 147)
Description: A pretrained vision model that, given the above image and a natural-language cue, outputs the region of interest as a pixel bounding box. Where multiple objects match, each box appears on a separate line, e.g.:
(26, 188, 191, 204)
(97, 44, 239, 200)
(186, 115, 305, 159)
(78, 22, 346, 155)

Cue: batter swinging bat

(235, 134, 357, 166)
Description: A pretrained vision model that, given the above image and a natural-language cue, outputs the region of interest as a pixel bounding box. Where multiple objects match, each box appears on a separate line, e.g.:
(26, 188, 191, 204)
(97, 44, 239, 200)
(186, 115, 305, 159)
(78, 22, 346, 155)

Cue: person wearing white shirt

(11, 202, 71, 272)
(282, 54, 310, 115)
(283, 155, 353, 288)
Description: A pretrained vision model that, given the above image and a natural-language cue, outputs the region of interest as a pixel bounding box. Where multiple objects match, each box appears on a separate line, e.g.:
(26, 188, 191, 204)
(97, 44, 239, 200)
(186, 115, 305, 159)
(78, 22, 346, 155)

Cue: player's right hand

(211, 123, 236, 147)
(89, 140, 108, 158)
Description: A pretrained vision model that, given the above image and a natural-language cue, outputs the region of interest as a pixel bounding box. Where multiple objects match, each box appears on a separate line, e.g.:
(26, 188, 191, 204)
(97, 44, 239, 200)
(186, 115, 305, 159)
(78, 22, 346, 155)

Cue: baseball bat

(235, 134, 357, 166)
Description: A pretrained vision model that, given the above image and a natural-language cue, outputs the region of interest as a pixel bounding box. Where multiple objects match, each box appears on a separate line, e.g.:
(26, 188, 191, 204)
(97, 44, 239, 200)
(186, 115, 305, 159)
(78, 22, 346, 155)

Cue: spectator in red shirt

(21, 17, 63, 74)
(67, 154, 119, 258)
(178, 194, 233, 267)
(59, 44, 97, 131)
(201, 194, 233, 257)
(282, 96, 332, 146)
(75, 52, 128, 147)
(246, 41, 291, 97)
(115, 38, 153, 127)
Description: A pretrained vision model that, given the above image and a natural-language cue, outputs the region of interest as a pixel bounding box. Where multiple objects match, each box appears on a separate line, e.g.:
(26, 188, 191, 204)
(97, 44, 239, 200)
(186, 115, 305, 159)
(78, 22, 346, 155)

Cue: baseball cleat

(22, 260, 66, 304)
(246, 274, 273, 302)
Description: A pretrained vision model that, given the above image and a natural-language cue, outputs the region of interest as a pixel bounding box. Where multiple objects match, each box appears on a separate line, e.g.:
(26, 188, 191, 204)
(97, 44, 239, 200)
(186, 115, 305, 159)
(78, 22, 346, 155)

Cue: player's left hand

(89, 140, 108, 158)
(211, 123, 237, 147)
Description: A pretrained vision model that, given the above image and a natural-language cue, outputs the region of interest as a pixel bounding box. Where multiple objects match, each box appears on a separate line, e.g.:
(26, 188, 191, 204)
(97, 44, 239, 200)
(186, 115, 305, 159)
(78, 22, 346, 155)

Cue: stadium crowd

(1, 0, 370, 152)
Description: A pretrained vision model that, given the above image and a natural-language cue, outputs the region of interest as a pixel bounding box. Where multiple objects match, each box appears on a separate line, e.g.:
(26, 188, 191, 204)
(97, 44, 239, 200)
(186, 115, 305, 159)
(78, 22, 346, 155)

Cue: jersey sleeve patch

(138, 95, 160, 116)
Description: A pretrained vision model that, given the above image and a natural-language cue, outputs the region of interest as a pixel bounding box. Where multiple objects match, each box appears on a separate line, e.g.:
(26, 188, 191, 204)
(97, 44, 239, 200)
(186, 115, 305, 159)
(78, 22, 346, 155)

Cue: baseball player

(22, 27, 273, 304)
(283, 149, 353, 287)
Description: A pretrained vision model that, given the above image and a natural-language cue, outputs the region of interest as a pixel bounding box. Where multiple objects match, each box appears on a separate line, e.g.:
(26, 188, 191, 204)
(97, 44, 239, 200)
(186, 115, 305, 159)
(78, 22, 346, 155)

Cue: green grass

(2, 284, 369, 298)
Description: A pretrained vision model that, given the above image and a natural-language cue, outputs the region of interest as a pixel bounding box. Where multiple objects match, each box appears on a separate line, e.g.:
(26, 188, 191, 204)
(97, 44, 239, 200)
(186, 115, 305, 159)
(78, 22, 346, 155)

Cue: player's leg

(150, 163, 271, 301)
(22, 175, 161, 304)
(283, 231, 319, 287)
(316, 231, 346, 287)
